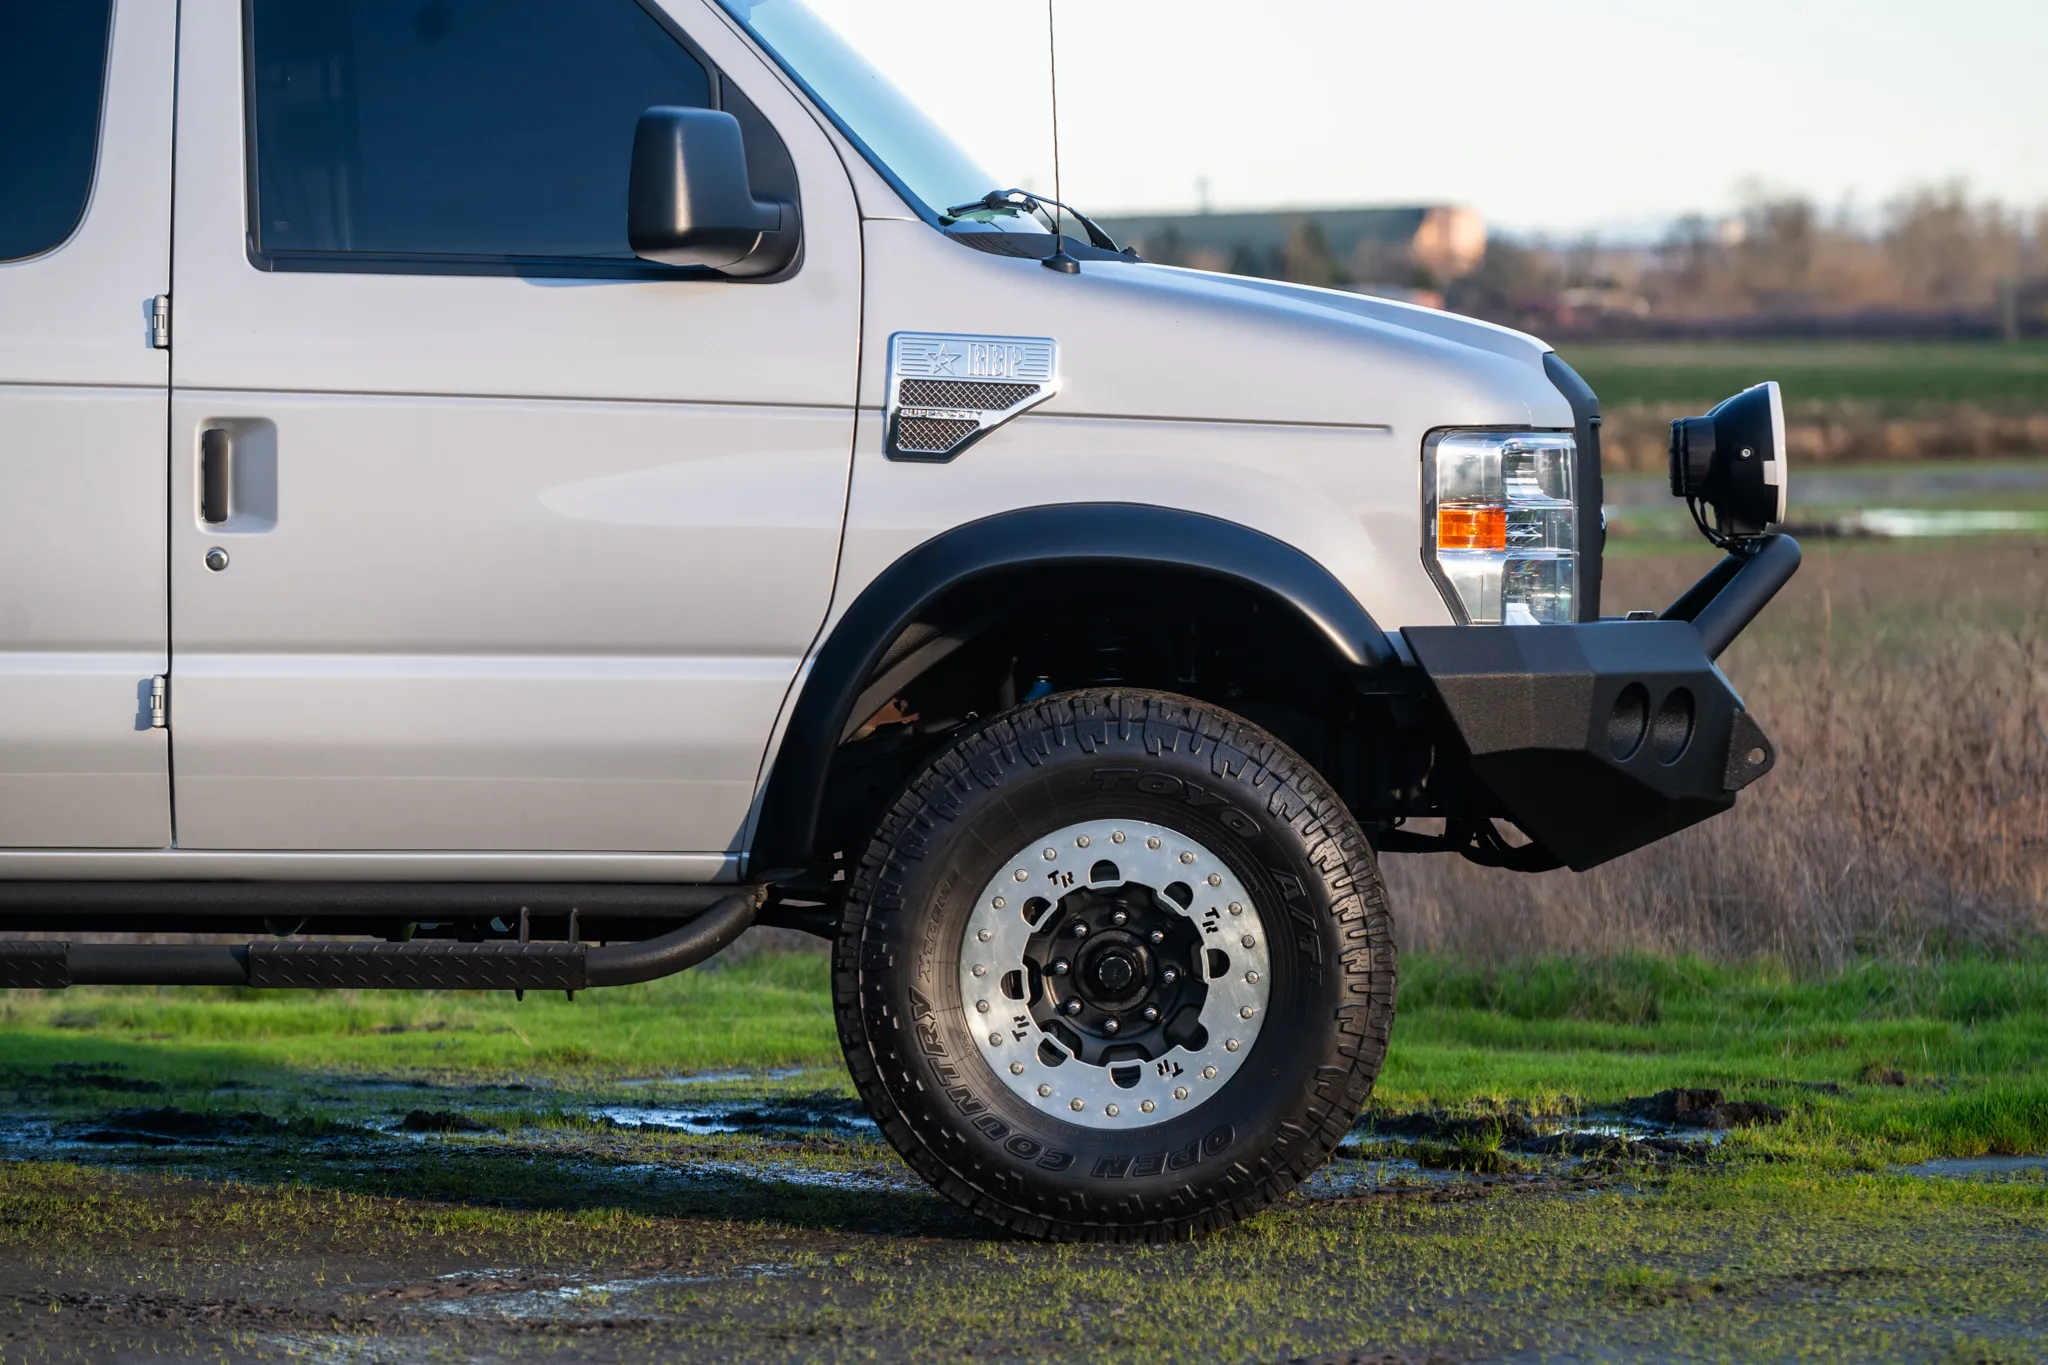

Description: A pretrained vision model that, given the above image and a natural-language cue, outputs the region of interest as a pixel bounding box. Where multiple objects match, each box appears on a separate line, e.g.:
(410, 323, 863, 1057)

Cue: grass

(1392, 538, 2048, 965)
(1560, 340, 2048, 411)
(1552, 339, 2048, 468)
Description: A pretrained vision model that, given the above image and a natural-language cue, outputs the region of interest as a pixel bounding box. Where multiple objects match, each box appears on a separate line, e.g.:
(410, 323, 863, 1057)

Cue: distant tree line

(1449, 185, 2048, 339)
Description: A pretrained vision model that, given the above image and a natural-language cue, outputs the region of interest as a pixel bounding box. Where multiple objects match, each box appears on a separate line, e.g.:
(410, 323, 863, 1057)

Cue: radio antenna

(1041, 0, 1080, 273)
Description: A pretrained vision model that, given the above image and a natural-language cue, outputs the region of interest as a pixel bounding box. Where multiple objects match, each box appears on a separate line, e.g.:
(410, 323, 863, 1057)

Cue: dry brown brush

(1386, 543, 2048, 966)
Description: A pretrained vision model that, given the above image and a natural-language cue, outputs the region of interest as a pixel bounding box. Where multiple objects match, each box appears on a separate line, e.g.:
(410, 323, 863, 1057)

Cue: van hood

(860, 222, 1577, 433)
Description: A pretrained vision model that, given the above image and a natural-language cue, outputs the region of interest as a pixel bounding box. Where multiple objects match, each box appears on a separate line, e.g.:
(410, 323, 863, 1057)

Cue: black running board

(0, 891, 758, 991)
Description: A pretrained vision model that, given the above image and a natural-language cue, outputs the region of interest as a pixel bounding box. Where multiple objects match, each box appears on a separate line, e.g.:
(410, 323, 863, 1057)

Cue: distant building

(1096, 204, 1486, 301)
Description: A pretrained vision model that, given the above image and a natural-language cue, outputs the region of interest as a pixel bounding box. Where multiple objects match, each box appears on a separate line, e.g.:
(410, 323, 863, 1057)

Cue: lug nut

(1071, 923, 1089, 938)
(1111, 910, 1127, 926)
(1062, 1000, 1082, 1016)
(1050, 959, 1070, 976)
(1141, 1005, 1160, 1022)
(1148, 929, 1164, 944)
(1102, 1018, 1120, 1035)
(1161, 967, 1179, 985)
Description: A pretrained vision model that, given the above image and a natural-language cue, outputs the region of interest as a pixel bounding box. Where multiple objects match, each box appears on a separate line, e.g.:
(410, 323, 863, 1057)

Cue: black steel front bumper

(1402, 535, 1801, 871)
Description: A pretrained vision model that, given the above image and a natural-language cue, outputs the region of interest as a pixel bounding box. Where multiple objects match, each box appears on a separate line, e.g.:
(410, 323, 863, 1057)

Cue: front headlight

(1423, 430, 1577, 624)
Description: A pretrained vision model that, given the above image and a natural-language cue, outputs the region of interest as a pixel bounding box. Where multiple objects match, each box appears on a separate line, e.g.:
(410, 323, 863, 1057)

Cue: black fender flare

(749, 503, 1399, 870)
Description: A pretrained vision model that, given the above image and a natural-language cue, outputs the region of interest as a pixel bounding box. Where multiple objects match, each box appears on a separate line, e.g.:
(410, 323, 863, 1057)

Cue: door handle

(200, 429, 231, 524)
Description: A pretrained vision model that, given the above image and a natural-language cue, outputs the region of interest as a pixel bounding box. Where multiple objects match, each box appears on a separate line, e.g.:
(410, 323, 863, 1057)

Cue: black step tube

(33, 891, 759, 990)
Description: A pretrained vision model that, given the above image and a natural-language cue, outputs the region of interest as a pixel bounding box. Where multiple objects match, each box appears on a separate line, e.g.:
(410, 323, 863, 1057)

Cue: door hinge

(150, 295, 171, 350)
(149, 675, 168, 729)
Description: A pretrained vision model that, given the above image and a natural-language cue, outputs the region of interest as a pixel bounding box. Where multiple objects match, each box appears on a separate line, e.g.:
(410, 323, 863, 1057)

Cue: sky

(795, 0, 2048, 239)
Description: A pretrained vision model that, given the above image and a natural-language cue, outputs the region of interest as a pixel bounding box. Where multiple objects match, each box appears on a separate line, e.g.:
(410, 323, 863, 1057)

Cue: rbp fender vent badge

(885, 333, 1059, 461)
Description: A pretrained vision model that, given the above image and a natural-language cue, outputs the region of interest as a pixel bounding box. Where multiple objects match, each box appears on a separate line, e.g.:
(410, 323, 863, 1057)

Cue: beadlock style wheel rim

(958, 818, 1273, 1130)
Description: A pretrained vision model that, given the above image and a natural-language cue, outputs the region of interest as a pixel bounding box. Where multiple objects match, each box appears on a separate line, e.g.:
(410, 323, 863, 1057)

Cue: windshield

(714, 0, 1046, 231)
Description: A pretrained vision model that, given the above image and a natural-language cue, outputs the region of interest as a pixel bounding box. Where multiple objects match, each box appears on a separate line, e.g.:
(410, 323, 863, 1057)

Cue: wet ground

(4, 1063, 2043, 1363)
(1603, 458, 2048, 541)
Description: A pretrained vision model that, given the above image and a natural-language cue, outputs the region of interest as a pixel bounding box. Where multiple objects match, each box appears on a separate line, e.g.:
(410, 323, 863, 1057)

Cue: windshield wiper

(942, 189, 1127, 255)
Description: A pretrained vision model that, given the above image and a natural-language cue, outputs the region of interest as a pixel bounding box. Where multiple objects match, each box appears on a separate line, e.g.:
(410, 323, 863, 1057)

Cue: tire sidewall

(839, 693, 1389, 1233)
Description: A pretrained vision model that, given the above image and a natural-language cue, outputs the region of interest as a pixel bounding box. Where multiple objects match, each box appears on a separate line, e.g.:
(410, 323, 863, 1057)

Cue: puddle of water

(616, 1067, 806, 1088)
(1605, 463, 2048, 510)
(1896, 1155, 2048, 1181)
(588, 1103, 876, 1136)
(1843, 507, 2048, 537)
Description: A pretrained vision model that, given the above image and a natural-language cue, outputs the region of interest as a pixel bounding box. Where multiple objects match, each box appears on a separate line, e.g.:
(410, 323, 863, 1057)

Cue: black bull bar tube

(1403, 534, 1801, 871)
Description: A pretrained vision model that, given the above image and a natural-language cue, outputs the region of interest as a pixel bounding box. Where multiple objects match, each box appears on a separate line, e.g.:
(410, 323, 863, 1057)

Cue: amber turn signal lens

(1437, 504, 1507, 552)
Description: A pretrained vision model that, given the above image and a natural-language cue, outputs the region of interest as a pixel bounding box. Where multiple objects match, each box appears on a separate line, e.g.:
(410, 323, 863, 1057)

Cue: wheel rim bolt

(1241, 934, 1257, 949)
(1202, 1066, 1218, 1080)
(1161, 967, 1179, 985)
(1102, 1018, 1120, 1035)
(1070, 1098, 1085, 1112)
(1076, 835, 1091, 848)
(1050, 959, 1070, 976)
(1105, 1104, 1119, 1117)
(1140, 1100, 1156, 1113)
(977, 929, 992, 942)
(1173, 1087, 1189, 1101)
(1146, 837, 1161, 850)
(1038, 1084, 1052, 1098)
(1111, 910, 1127, 926)
(1226, 1038, 1240, 1052)
(1011, 1062, 1025, 1075)
(1179, 851, 1196, 864)
(1207, 873, 1222, 886)
(1112, 831, 1126, 844)
(1244, 970, 1259, 984)
(1229, 902, 1243, 915)
(1240, 1005, 1255, 1019)
(976, 1000, 989, 1013)
(990, 1033, 1003, 1046)
(1142, 1005, 1159, 1022)
(972, 964, 986, 977)
(1148, 930, 1164, 944)
(1062, 1000, 1082, 1016)
(1071, 923, 1088, 938)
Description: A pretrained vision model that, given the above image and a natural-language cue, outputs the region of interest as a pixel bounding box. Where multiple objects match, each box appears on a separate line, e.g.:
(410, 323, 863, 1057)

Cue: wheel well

(774, 562, 1426, 889)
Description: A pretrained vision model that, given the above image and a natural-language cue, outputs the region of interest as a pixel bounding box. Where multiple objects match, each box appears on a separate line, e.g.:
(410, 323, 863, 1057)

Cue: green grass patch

(1559, 340, 2048, 410)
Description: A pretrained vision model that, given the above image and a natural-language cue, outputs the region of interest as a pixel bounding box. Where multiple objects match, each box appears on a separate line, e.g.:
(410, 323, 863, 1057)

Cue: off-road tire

(833, 690, 1397, 1241)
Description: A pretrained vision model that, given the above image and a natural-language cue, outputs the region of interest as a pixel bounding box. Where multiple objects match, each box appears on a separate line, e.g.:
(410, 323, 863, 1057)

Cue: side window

(0, 0, 115, 263)
(247, 0, 713, 268)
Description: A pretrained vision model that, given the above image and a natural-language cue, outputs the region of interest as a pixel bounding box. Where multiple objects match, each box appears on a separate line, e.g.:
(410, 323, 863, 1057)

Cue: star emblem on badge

(927, 344, 960, 374)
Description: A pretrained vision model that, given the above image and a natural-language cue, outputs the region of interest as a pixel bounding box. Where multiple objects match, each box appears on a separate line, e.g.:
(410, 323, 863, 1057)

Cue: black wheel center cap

(1091, 949, 1137, 994)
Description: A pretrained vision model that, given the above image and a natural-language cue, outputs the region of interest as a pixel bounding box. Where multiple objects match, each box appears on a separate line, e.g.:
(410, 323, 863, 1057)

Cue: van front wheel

(832, 690, 1397, 1241)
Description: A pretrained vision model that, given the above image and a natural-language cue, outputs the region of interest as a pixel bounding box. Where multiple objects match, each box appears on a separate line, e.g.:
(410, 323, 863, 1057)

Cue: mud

(2, 1071, 2043, 1362)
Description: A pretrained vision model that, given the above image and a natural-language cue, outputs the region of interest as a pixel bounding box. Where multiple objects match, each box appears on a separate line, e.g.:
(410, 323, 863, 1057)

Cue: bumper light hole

(1653, 688, 1696, 764)
(1608, 682, 1650, 760)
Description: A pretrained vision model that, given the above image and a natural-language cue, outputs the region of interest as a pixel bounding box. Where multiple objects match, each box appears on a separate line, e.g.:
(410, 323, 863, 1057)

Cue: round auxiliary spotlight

(1668, 380, 1789, 546)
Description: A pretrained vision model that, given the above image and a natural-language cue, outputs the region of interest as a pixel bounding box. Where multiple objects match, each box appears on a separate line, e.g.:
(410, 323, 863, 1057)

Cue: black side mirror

(628, 106, 798, 277)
